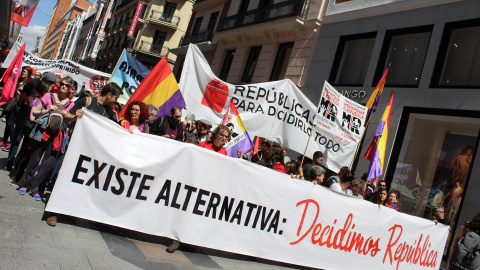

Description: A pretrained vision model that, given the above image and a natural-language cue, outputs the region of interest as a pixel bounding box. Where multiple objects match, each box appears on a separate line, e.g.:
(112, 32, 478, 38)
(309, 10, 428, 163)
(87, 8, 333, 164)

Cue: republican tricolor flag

(363, 92, 394, 180)
(221, 100, 255, 158)
(118, 56, 185, 119)
(364, 65, 390, 125)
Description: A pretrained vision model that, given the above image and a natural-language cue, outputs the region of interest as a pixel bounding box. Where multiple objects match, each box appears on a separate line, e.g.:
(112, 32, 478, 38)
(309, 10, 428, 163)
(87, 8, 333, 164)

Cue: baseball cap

(42, 72, 57, 84)
(197, 119, 212, 128)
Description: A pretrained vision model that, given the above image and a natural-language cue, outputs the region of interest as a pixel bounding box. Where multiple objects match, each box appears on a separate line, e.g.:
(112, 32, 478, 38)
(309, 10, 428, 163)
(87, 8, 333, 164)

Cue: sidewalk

(0, 141, 312, 270)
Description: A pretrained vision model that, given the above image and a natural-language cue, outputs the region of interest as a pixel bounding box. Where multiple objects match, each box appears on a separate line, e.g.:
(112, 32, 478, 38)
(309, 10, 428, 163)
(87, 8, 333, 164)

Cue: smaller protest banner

(109, 49, 150, 104)
(4, 42, 111, 93)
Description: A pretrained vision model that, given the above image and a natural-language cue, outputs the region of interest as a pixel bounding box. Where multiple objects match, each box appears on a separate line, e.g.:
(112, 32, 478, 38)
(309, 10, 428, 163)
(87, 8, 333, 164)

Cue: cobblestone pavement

(0, 128, 315, 270)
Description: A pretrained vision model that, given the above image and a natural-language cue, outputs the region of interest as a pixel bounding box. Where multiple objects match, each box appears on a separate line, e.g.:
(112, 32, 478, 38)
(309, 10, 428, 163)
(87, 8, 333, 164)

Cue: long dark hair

(465, 212, 480, 235)
(370, 188, 388, 205)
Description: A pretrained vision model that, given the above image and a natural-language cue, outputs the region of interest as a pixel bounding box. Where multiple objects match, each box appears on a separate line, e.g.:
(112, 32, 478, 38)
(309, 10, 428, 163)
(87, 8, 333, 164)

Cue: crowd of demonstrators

(0, 68, 417, 252)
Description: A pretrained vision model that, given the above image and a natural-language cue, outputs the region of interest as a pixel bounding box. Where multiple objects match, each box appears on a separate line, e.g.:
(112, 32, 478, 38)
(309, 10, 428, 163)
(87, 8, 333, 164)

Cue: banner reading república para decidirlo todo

(46, 109, 449, 270)
(179, 44, 368, 173)
(4, 42, 110, 93)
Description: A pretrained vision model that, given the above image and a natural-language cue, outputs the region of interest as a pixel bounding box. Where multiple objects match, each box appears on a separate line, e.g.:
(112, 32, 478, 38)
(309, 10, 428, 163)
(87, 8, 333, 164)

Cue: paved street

(0, 127, 313, 270)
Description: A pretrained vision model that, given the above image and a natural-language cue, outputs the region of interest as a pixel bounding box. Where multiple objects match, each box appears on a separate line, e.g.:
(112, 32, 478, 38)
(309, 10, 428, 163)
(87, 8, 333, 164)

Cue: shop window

(270, 42, 294, 81)
(330, 32, 376, 86)
(219, 49, 235, 81)
(431, 19, 480, 88)
(241, 46, 262, 83)
(374, 26, 432, 87)
(385, 107, 480, 255)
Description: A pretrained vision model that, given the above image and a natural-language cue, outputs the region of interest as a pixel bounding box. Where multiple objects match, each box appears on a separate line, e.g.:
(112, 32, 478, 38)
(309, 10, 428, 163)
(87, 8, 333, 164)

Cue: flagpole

(300, 123, 315, 168)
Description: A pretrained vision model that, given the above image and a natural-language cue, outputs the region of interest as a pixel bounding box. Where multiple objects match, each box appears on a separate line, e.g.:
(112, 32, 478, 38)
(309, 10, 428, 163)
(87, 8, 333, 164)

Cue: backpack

(451, 232, 480, 270)
(47, 93, 71, 131)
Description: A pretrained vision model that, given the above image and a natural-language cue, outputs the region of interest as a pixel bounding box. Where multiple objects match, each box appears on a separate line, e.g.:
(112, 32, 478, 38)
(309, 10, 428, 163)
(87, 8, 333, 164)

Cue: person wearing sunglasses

(17, 77, 76, 201)
(150, 106, 184, 141)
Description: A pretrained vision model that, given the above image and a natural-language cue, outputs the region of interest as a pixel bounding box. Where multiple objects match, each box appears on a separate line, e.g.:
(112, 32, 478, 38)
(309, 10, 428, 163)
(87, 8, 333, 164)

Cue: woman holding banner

(120, 101, 150, 134)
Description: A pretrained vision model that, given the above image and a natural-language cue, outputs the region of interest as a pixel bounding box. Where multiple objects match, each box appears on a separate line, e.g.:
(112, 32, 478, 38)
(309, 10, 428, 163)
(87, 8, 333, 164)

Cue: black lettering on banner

(112, 168, 127, 195)
(244, 202, 258, 227)
(126, 171, 142, 198)
(155, 179, 171, 205)
(230, 200, 244, 224)
(193, 189, 210, 216)
(252, 205, 263, 229)
(234, 86, 245, 96)
(72, 154, 91, 184)
(219, 197, 235, 222)
(136, 174, 154, 201)
(103, 165, 116, 191)
(246, 86, 256, 99)
(182, 185, 198, 211)
(85, 160, 107, 189)
(170, 182, 182, 209)
(205, 192, 221, 218)
(257, 87, 266, 100)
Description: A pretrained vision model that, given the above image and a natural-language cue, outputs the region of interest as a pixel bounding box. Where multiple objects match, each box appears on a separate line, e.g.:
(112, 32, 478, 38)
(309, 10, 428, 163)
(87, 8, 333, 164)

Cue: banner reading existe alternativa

(4, 42, 111, 93)
(46, 110, 448, 270)
(180, 44, 368, 172)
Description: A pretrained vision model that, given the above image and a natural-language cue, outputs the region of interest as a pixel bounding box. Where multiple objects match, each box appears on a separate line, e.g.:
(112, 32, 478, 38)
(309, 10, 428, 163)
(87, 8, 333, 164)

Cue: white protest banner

(109, 49, 150, 104)
(4, 42, 111, 93)
(317, 81, 367, 144)
(46, 110, 449, 270)
(179, 44, 368, 172)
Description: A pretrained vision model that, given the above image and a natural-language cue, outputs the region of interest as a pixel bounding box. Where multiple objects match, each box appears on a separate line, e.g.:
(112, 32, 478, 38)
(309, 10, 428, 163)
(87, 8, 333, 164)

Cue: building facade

(302, 0, 480, 261)
(96, 0, 194, 72)
(41, 0, 94, 60)
(172, 0, 328, 87)
(73, 0, 115, 68)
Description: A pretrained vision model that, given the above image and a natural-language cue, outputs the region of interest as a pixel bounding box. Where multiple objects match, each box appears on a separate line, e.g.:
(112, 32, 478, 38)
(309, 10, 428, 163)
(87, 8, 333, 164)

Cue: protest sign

(179, 44, 368, 172)
(109, 49, 150, 104)
(3, 42, 110, 93)
(47, 110, 449, 270)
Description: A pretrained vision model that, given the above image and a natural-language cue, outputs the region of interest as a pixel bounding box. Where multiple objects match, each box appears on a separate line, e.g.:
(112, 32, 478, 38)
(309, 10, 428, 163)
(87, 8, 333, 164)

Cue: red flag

(11, 1, 38, 27)
(0, 43, 26, 106)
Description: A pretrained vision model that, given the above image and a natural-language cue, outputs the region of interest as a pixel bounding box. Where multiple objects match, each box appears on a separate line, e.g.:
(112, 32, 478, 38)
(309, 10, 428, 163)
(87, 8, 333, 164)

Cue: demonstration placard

(46, 110, 449, 270)
(109, 49, 150, 104)
(4, 42, 111, 93)
(179, 44, 368, 172)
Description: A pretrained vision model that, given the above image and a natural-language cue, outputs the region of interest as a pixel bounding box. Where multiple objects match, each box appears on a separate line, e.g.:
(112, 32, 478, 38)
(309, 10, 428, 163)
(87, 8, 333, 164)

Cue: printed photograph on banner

(316, 81, 367, 144)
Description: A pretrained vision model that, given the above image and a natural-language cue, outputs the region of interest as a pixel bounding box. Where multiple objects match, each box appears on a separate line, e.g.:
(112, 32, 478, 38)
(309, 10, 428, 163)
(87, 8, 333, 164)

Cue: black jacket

(150, 116, 183, 141)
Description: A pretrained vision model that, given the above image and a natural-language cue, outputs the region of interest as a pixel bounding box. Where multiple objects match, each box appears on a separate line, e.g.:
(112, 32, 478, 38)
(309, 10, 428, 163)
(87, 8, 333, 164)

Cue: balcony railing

(148, 9, 180, 26)
(219, 0, 310, 32)
(137, 40, 169, 56)
(180, 28, 213, 47)
(115, 0, 135, 12)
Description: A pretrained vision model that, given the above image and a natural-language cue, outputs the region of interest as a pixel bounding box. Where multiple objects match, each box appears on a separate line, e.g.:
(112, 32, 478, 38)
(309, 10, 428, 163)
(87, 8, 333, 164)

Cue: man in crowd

(185, 119, 212, 145)
(251, 141, 270, 163)
(34, 72, 42, 79)
(377, 180, 387, 190)
(150, 107, 183, 141)
(303, 151, 328, 181)
(429, 206, 445, 224)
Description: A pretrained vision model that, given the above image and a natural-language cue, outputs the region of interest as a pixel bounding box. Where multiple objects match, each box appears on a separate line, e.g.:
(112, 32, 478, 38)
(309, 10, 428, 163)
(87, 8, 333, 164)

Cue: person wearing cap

(185, 119, 212, 145)
(42, 72, 58, 93)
